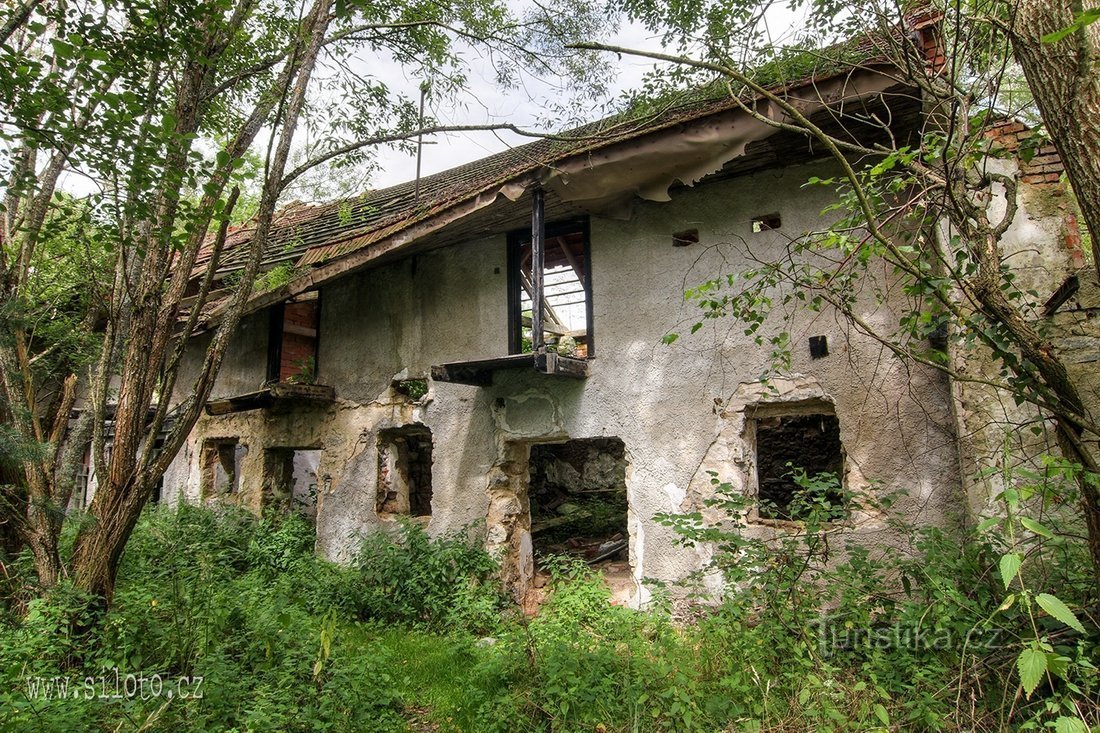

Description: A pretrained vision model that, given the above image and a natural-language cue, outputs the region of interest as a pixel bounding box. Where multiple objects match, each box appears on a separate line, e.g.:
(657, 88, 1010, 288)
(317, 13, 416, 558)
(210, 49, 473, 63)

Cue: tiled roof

(196, 30, 901, 291)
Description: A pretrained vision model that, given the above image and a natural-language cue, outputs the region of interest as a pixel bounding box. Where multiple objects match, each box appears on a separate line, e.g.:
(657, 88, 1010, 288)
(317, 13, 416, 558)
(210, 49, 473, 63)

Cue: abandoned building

(76, 21, 1098, 607)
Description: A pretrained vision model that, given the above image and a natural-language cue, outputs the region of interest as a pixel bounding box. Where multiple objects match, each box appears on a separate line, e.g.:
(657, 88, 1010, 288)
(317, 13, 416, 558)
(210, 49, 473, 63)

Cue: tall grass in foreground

(0, 460, 1096, 732)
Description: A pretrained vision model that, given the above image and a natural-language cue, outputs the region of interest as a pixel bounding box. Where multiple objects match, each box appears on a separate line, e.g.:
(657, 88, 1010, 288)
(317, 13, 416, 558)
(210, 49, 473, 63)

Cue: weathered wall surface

(164, 159, 964, 604)
(943, 141, 1095, 518)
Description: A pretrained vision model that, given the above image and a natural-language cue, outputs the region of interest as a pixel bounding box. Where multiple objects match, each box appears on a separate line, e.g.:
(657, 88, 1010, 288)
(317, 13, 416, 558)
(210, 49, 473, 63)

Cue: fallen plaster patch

(662, 482, 686, 512)
(492, 392, 562, 438)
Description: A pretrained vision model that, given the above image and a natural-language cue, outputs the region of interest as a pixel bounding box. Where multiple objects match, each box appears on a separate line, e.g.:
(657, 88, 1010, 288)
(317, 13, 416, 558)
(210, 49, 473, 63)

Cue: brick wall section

(985, 119, 1085, 265)
(985, 119, 1066, 185)
(919, 26, 946, 74)
(279, 301, 319, 382)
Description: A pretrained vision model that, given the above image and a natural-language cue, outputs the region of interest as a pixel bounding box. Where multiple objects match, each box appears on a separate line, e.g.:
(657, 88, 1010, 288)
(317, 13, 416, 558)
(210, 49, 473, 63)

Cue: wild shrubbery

(0, 457, 1097, 732)
(0, 506, 501, 732)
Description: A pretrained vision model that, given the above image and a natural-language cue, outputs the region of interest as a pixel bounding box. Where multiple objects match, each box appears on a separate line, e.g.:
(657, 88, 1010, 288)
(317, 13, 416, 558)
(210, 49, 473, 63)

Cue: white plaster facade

(160, 158, 983, 605)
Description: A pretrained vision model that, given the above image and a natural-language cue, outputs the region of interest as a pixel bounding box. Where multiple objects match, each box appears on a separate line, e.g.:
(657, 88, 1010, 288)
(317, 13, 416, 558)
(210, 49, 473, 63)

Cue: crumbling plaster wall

(944, 159, 1095, 518)
(165, 159, 963, 603)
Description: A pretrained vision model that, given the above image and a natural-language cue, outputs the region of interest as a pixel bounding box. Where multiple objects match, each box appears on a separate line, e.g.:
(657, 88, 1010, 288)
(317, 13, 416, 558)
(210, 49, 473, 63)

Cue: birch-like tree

(0, 0, 615, 604)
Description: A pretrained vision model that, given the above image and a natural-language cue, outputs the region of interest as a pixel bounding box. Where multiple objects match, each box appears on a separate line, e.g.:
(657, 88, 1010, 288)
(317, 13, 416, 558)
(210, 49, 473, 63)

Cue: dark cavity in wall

(376, 425, 433, 519)
(529, 437, 628, 571)
(201, 439, 246, 498)
(264, 447, 322, 522)
(755, 412, 844, 520)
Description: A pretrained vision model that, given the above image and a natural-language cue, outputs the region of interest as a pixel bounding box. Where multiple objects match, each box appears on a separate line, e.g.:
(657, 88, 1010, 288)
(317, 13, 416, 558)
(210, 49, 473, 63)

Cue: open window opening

(76, 446, 92, 509)
(264, 448, 321, 521)
(201, 439, 247, 498)
(754, 409, 845, 521)
(268, 292, 320, 384)
(508, 219, 592, 358)
(376, 425, 433, 519)
(528, 437, 630, 600)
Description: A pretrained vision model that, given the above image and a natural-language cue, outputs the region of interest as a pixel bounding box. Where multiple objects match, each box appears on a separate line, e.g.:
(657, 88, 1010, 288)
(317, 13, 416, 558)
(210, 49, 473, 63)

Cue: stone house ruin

(78, 21, 1097, 607)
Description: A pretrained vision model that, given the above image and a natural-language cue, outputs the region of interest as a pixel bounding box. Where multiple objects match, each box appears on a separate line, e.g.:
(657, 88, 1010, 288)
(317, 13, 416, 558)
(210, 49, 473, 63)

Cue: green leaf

(997, 593, 1016, 612)
(873, 703, 890, 726)
(1054, 716, 1087, 733)
(1042, 8, 1100, 43)
(999, 553, 1022, 589)
(976, 516, 999, 533)
(661, 333, 679, 344)
(1035, 593, 1086, 633)
(1020, 518, 1053, 539)
(1016, 647, 1047, 697)
(1046, 653, 1070, 679)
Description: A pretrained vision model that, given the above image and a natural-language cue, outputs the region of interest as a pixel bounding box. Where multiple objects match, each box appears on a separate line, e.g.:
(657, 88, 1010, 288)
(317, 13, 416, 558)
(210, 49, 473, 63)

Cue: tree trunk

(69, 476, 149, 601)
(26, 522, 60, 589)
(1011, 0, 1100, 279)
(67, 0, 333, 605)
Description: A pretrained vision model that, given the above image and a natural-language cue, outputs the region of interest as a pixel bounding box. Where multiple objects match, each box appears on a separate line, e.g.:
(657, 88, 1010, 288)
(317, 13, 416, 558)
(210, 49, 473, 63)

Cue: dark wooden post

(531, 188, 545, 352)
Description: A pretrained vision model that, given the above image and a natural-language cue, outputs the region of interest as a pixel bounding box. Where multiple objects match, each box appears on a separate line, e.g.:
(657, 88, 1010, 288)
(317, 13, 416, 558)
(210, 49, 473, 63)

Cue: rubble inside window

(754, 408, 845, 521)
(202, 439, 247, 497)
(376, 426, 433, 519)
(264, 447, 321, 521)
(528, 437, 629, 599)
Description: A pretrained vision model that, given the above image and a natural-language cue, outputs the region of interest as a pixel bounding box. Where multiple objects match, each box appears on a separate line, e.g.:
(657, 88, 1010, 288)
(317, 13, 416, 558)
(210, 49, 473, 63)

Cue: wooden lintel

(204, 383, 335, 415)
(282, 324, 318, 338)
(430, 363, 494, 387)
(431, 351, 589, 387)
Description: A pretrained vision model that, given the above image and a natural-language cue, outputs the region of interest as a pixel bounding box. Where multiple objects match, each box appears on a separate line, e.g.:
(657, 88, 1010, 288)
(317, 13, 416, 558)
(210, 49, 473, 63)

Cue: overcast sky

(364, 19, 667, 190)
(362, 3, 807, 191)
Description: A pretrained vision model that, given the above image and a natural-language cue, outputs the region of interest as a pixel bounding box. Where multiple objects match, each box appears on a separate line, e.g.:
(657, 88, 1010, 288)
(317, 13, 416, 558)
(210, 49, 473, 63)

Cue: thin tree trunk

(967, 231, 1100, 592)
(68, 0, 333, 603)
(1011, 0, 1100, 279)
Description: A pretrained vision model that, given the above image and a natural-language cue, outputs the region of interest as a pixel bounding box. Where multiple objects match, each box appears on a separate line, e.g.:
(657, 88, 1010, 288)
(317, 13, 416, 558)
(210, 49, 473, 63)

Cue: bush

(343, 520, 507, 633)
(0, 506, 407, 732)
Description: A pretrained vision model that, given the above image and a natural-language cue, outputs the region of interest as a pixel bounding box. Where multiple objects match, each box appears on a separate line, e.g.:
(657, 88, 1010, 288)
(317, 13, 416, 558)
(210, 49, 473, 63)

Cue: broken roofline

(192, 34, 930, 332)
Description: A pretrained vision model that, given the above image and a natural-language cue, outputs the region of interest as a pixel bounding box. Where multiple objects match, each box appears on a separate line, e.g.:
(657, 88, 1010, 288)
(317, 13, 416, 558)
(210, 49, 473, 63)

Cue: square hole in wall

(202, 439, 247, 498)
(672, 228, 699, 247)
(376, 425, 433, 518)
(754, 410, 845, 521)
(264, 447, 321, 521)
(751, 213, 782, 232)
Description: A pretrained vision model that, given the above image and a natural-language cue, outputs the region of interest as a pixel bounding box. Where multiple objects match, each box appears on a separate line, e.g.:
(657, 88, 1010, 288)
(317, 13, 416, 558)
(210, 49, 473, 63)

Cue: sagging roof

(192, 23, 934, 328)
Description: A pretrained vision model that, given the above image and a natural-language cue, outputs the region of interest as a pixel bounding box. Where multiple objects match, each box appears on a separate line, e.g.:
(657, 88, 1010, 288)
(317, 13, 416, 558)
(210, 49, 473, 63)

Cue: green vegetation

(1, 456, 1096, 732)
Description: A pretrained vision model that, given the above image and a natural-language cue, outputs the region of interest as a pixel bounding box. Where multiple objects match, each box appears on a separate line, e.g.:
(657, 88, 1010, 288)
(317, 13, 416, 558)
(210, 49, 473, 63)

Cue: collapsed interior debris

(528, 437, 629, 598)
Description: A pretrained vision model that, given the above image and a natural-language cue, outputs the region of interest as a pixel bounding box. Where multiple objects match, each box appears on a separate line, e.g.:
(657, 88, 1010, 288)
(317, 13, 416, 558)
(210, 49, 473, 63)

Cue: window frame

(267, 292, 323, 384)
(506, 216, 594, 357)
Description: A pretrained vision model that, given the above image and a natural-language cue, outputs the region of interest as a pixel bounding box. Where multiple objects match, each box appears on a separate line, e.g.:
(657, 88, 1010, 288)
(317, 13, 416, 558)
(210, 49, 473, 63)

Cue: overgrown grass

(0, 470, 1097, 732)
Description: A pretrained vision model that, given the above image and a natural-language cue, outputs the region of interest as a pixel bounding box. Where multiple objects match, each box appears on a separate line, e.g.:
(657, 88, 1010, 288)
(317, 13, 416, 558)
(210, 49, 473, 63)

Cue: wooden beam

(531, 188, 545, 351)
(555, 235, 585, 285)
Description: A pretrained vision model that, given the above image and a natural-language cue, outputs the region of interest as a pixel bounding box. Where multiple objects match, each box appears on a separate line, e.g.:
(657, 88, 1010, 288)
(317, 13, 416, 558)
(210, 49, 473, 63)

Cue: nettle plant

(977, 455, 1098, 732)
(655, 469, 872, 594)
